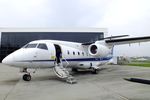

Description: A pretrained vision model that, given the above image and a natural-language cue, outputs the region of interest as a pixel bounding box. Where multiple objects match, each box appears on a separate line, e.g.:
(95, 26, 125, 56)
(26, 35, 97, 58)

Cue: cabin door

(54, 44, 62, 64)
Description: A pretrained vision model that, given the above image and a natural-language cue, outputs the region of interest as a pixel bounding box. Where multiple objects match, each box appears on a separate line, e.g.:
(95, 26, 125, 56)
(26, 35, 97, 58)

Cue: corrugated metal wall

(0, 32, 104, 62)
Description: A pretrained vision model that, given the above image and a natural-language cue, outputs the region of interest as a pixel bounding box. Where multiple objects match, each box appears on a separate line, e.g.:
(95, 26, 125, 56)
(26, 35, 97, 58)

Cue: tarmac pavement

(0, 63, 150, 100)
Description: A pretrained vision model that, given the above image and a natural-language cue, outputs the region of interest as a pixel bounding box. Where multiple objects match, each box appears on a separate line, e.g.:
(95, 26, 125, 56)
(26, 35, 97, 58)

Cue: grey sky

(0, 0, 150, 56)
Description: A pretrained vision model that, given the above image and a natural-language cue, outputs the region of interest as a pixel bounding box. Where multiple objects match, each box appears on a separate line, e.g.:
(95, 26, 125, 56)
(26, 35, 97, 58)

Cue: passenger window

(82, 52, 84, 56)
(25, 44, 37, 48)
(78, 52, 80, 55)
(73, 51, 75, 55)
(37, 43, 48, 50)
(67, 50, 70, 55)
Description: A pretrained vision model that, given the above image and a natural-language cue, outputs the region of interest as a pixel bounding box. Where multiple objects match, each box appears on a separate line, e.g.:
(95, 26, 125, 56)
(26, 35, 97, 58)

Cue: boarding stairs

(53, 58, 77, 84)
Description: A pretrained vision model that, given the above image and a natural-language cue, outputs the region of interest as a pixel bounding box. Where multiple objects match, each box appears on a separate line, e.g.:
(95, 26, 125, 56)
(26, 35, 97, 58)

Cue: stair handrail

(63, 57, 69, 67)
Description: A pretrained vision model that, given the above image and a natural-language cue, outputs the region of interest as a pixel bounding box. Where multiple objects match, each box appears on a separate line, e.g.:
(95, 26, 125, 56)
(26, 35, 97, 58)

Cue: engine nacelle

(88, 44, 110, 57)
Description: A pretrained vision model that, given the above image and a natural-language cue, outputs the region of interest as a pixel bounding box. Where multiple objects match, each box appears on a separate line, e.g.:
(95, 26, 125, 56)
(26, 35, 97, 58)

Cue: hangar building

(0, 28, 107, 61)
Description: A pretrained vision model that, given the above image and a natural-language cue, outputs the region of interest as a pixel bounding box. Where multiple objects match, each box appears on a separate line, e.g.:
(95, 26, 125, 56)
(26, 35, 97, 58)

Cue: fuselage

(2, 40, 113, 69)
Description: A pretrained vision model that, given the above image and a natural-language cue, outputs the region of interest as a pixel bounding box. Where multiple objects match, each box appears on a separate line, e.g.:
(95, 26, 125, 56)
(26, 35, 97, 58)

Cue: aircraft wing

(105, 36, 150, 45)
(82, 35, 129, 45)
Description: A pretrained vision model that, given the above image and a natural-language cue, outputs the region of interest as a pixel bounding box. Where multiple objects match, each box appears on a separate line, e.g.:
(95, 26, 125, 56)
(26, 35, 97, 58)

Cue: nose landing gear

(23, 74, 31, 81)
(21, 68, 32, 81)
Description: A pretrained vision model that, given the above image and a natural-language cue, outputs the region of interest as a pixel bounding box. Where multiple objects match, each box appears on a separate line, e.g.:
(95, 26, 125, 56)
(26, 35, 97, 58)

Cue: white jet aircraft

(2, 35, 150, 84)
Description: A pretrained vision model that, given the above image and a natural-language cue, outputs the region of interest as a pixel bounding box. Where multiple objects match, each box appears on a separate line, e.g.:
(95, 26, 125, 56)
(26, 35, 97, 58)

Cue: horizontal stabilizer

(106, 36, 150, 45)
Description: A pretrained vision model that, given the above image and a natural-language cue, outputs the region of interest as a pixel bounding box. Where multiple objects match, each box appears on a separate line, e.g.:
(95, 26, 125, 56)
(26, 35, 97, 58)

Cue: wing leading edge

(105, 36, 150, 45)
(82, 35, 129, 45)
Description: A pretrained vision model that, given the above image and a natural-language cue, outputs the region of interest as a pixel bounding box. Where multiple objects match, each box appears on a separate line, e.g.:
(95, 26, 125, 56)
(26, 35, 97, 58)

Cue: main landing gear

(71, 67, 99, 74)
(72, 68, 78, 72)
(92, 68, 99, 74)
(21, 68, 32, 81)
(91, 66, 100, 74)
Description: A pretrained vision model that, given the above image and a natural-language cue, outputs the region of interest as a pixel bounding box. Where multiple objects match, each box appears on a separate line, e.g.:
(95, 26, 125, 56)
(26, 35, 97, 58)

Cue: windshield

(23, 43, 38, 48)
(37, 43, 48, 50)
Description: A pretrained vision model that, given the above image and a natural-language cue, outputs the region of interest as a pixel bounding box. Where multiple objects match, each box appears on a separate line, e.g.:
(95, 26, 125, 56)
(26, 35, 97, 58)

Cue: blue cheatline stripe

(62, 57, 112, 61)
(15, 57, 112, 62)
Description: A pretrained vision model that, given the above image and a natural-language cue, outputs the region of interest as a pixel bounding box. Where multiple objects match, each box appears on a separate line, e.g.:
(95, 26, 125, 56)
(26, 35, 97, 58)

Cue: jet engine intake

(88, 44, 110, 57)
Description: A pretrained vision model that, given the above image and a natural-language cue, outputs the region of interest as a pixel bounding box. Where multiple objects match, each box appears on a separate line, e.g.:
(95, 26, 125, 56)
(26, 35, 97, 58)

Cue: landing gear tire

(72, 68, 78, 72)
(23, 74, 31, 81)
(92, 69, 99, 74)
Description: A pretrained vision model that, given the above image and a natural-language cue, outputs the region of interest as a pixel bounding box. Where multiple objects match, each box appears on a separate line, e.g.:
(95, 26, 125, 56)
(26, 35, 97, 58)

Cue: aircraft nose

(2, 54, 14, 65)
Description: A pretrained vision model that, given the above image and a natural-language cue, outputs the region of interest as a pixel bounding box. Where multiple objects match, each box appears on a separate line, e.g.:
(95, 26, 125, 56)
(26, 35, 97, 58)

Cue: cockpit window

(24, 43, 37, 48)
(37, 43, 48, 50)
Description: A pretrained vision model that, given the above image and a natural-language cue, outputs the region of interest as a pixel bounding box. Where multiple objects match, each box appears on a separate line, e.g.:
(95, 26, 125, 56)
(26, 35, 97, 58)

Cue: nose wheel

(23, 74, 31, 81)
